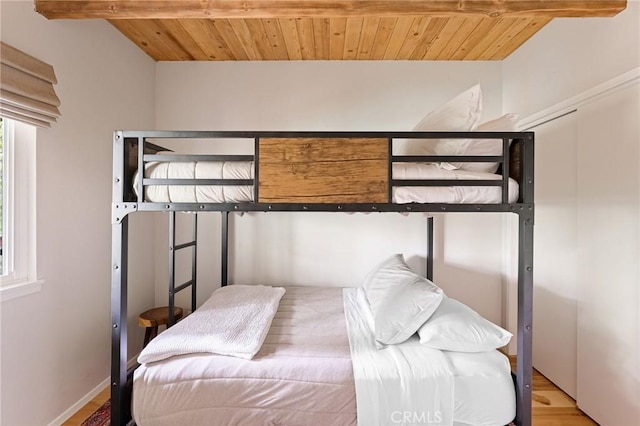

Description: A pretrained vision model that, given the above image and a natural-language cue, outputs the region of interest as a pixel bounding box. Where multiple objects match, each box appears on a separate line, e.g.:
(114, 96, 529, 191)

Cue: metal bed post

(168, 211, 176, 325)
(221, 211, 229, 287)
(111, 131, 131, 426)
(515, 211, 534, 426)
(191, 213, 198, 313)
(111, 217, 129, 426)
(515, 133, 534, 426)
(426, 216, 434, 282)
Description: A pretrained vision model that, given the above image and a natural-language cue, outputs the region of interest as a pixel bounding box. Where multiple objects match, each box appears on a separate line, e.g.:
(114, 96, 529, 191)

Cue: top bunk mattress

(133, 161, 519, 205)
(132, 286, 516, 426)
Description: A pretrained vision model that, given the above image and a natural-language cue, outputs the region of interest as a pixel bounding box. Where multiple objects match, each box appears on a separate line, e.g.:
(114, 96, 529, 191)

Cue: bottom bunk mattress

(132, 286, 515, 425)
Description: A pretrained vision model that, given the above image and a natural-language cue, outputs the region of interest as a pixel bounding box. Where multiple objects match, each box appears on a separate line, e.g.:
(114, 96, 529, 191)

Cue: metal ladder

(168, 211, 198, 325)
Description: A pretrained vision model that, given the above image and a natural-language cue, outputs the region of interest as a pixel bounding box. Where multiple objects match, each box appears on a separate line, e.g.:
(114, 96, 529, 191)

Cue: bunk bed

(111, 130, 534, 426)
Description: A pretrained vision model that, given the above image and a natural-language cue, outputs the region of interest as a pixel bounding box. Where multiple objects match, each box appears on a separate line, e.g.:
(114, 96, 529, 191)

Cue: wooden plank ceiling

(35, 1, 626, 61)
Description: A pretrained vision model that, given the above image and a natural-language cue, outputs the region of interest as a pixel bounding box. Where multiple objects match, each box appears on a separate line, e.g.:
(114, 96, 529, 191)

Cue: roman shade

(0, 42, 61, 128)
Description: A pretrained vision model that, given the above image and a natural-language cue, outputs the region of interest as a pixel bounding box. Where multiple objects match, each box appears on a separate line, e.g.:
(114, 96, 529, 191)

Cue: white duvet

(134, 161, 518, 204)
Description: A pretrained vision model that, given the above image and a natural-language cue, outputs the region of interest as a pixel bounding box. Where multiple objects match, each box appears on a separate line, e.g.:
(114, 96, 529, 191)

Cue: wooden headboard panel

(258, 138, 388, 203)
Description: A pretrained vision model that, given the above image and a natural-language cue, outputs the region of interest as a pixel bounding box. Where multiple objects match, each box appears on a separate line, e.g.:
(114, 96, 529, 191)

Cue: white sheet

(445, 350, 516, 426)
(138, 285, 285, 363)
(133, 286, 515, 426)
(344, 287, 454, 426)
(134, 161, 518, 204)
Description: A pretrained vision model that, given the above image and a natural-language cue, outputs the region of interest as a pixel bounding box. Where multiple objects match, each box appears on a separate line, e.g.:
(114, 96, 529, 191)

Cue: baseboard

(47, 355, 139, 426)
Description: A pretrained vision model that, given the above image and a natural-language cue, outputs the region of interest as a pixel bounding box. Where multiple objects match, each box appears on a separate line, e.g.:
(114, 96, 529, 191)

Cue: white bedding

(134, 162, 519, 204)
(344, 287, 454, 425)
(138, 285, 285, 363)
(133, 286, 515, 426)
(133, 161, 254, 203)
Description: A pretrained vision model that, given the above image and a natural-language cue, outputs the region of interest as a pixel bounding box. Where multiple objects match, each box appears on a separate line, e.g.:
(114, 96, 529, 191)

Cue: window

(0, 117, 40, 302)
(0, 118, 4, 274)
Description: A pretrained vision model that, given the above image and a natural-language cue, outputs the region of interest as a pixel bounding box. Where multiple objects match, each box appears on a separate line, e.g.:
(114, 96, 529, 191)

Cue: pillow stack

(397, 84, 520, 174)
(363, 254, 444, 347)
(362, 254, 512, 352)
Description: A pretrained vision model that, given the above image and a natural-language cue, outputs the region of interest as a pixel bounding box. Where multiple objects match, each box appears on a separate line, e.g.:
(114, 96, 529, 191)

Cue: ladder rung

(174, 280, 193, 293)
(175, 241, 196, 250)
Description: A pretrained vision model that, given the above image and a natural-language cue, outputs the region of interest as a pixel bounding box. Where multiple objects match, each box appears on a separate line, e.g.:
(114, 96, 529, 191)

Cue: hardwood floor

(530, 370, 597, 425)
(62, 387, 109, 426)
(63, 365, 596, 425)
(508, 357, 597, 426)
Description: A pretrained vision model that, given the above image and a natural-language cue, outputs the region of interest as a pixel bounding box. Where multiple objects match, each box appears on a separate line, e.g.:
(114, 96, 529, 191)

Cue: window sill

(0, 278, 44, 302)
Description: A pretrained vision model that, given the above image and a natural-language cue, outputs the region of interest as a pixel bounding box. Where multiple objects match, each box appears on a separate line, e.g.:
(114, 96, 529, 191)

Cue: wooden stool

(138, 306, 183, 347)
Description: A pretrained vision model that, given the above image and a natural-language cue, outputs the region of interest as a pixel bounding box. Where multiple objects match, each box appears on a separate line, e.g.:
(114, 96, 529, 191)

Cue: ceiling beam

(35, 0, 627, 20)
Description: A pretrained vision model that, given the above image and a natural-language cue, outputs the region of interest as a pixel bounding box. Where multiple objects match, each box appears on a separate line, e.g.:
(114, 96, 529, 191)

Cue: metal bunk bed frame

(111, 130, 534, 426)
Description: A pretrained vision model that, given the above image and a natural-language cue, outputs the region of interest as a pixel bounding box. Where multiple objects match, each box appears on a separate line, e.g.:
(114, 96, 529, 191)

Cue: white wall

(575, 82, 639, 425)
(0, 2, 156, 425)
(154, 61, 511, 326)
(503, 1, 640, 117)
(503, 1, 640, 421)
(503, 0, 640, 357)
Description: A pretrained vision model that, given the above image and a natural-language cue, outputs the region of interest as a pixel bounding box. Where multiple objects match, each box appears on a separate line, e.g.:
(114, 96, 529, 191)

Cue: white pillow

(441, 113, 520, 173)
(363, 254, 444, 347)
(417, 297, 512, 352)
(395, 85, 483, 156)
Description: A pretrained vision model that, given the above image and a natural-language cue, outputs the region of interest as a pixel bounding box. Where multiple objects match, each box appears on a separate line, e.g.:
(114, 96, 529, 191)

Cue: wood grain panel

(475, 17, 531, 59)
(178, 19, 234, 60)
(343, 18, 364, 60)
(383, 17, 415, 59)
(422, 17, 468, 59)
(259, 138, 388, 203)
(260, 19, 289, 60)
(396, 17, 432, 59)
(463, 17, 517, 59)
(370, 17, 397, 59)
(110, 14, 552, 61)
(229, 19, 262, 59)
(409, 17, 448, 59)
(488, 17, 552, 60)
(157, 20, 210, 60)
(434, 16, 482, 60)
(357, 17, 381, 60)
(296, 18, 316, 60)
(110, 20, 190, 60)
(329, 18, 347, 60)
(279, 18, 303, 60)
(37, 1, 627, 19)
(447, 17, 499, 60)
(213, 19, 251, 60)
(313, 18, 331, 60)
(245, 19, 275, 59)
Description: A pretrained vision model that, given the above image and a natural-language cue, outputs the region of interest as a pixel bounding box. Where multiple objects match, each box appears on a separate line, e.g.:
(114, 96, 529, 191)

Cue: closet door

(576, 83, 640, 425)
(532, 113, 579, 398)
